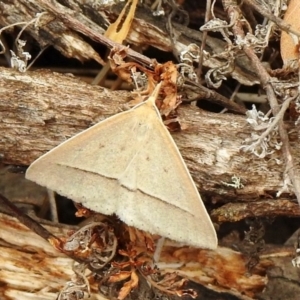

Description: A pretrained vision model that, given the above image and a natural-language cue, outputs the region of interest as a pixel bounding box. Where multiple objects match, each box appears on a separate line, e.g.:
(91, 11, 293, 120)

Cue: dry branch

(0, 210, 288, 300)
(0, 206, 299, 300)
(0, 67, 299, 220)
(0, 0, 258, 86)
(0, 161, 298, 300)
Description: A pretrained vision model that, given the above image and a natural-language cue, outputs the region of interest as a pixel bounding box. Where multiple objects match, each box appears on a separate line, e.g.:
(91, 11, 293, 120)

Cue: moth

(26, 83, 217, 249)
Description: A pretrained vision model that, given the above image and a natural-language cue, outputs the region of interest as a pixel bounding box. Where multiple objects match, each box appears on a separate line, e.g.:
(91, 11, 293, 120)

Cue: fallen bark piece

(0, 213, 105, 300)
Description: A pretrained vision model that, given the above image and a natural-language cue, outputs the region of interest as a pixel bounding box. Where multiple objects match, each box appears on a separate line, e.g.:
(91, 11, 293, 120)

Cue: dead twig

(0, 193, 110, 271)
(245, 0, 300, 38)
(0, 193, 59, 243)
(222, 0, 300, 205)
(39, 0, 154, 68)
(197, 0, 212, 79)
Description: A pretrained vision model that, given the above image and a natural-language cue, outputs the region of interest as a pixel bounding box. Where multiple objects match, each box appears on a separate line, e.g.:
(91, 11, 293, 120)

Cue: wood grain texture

(0, 213, 106, 300)
(0, 0, 258, 85)
(0, 212, 266, 300)
(0, 67, 299, 208)
(1, 210, 300, 300)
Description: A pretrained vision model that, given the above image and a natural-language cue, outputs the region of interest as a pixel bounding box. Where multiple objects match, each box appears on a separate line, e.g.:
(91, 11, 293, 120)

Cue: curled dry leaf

(117, 271, 139, 300)
(109, 48, 179, 115)
(157, 61, 180, 116)
(109, 46, 159, 91)
(109, 46, 135, 82)
(59, 222, 117, 269)
(125, 225, 156, 252)
(108, 271, 132, 283)
(280, 0, 300, 67)
(104, 0, 138, 44)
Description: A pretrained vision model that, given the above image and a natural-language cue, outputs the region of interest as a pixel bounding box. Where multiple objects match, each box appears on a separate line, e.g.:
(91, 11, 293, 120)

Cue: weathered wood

(0, 0, 258, 86)
(0, 67, 299, 212)
(1, 209, 300, 300)
(0, 212, 106, 300)
(0, 212, 267, 300)
(212, 199, 300, 222)
(0, 168, 299, 300)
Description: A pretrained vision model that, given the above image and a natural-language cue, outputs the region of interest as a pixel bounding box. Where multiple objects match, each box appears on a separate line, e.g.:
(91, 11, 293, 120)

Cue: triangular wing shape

(26, 86, 217, 249)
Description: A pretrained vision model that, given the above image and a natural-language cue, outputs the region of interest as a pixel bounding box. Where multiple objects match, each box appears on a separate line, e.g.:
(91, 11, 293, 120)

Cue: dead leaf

(280, 0, 300, 66)
(117, 270, 139, 300)
(105, 0, 139, 44)
(157, 61, 180, 115)
(108, 271, 132, 283)
(126, 225, 156, 252)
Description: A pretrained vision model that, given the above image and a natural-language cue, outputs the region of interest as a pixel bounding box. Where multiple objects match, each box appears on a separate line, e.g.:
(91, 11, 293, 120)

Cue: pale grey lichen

(178, 43, 200, 83)
(240, 105, 282, 158)
(222, 175, 244, 189)
(276, 172, 293, 197)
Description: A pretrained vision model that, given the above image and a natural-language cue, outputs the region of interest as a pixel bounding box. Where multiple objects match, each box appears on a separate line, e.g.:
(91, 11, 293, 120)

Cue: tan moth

(26, 83, 217, 249)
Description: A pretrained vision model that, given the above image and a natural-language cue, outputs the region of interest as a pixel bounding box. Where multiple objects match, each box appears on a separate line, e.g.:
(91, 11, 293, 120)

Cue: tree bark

(0, 0, 258, 85)
(1, 210, 299, 300)
(0, 212, 107, 300)
(0, 67, 299, 220)
(0, 212, 278, 300)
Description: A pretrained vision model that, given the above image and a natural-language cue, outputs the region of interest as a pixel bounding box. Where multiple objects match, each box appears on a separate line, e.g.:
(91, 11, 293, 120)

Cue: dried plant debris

(240, 105, 282, 159)
(61, 222, 117, 269)
(241, 218, 266, 275)
(56, 220, 195, 300)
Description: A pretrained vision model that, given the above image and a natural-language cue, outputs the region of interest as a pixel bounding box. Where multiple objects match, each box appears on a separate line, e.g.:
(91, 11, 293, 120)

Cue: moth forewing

(26, 84, 218, 249)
